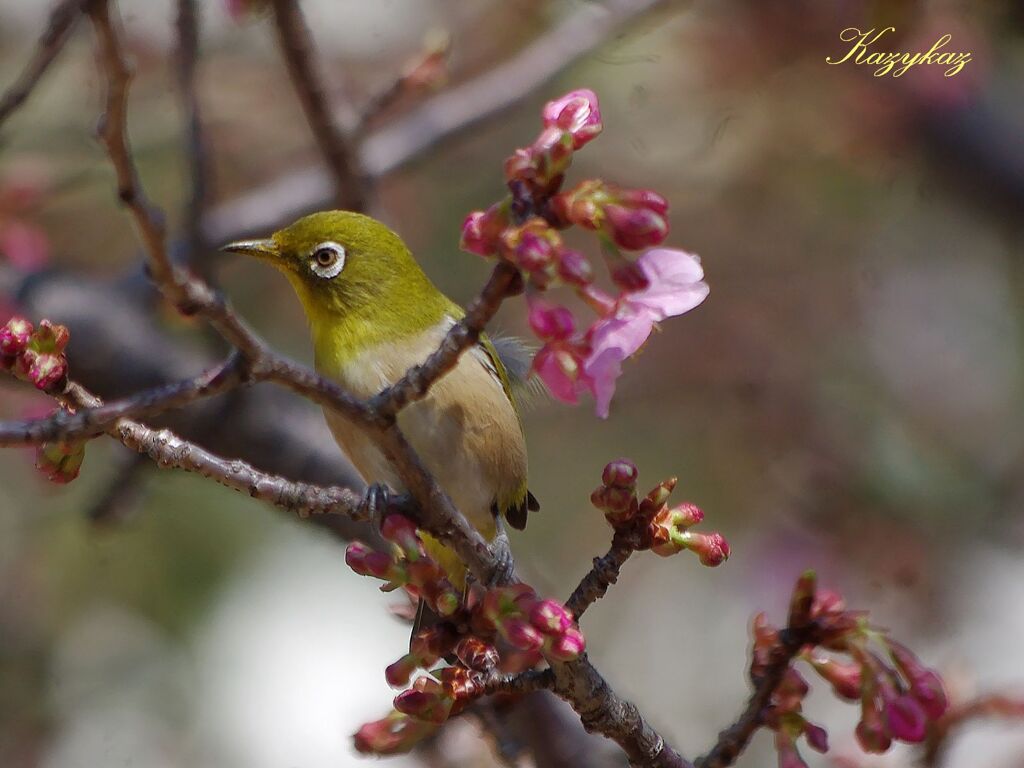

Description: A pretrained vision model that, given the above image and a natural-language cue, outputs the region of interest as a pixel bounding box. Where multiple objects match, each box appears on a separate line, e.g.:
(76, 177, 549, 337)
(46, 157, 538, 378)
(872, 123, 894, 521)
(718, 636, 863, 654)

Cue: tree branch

(201, 0, 671, 245)
(921, 692, 1024, 768)
(268, 0, 367, 212)
(0, 0, 88, 127)
(566, 534, 637, 620)
(173, 0, 210, 270)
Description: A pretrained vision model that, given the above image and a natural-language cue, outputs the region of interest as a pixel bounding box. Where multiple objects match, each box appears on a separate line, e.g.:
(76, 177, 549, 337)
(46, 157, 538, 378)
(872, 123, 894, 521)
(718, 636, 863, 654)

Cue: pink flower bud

(460, 203, 508, 257)
(886, 641, 948, 719)
(439, 666, 482, 700)
(25, 351, 67, 392)
(35, 438, 85, 484)
(590, 484, 637, 525)
(353, 712, 436, 756)
(32, 319, 70, 353)
(505, 127, 575, 187)
(604, 204, 669, 251)
(346, 542, 400, 581)
(686, 531, 730, 566)
(556, 249, 593, 286)
(885, 692, 928, 743)
(803, 722, 829, 753)
(644, 477, 677, 508)
(0, 316, 33, 357)
(544, 626, 586, 661)
(380, 514, 421, 559)
(808, 655, 861, 701)
(610, 261, 651, 292)
(394, 686, 453, 724)
(671, 502, 704, 528)
(385, 654, 419, 688)
(454, 637, 499, 672)
(529, 599, 574, 636)
(541, 89, 602, 149)
(602, 458, 638, 489)
(528, 299, 575, 341)
(503, 618, 544, 651)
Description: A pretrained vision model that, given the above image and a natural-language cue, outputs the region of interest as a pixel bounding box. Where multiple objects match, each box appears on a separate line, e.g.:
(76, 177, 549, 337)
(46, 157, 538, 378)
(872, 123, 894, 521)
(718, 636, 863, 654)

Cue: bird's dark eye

(314, 248, 336, 266)
(309, 241, 346, 278)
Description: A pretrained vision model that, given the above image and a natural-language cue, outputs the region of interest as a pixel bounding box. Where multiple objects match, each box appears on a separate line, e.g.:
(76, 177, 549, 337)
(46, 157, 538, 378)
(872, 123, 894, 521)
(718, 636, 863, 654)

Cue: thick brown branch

(269, 0, 366, 212)
(480, 668, 555, 698)
(61, 380, 370, 519)
(0, 0, 87, 127)
(566, 535, 637, 620)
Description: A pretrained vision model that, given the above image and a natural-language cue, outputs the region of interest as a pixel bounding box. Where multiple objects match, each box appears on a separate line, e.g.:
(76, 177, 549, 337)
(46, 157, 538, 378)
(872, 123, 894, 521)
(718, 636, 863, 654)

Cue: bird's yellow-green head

(223, 210, 452, 366)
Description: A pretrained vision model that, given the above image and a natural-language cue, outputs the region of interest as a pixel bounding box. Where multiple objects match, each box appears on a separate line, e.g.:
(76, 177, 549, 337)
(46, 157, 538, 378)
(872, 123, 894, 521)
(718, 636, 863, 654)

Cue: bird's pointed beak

(220, 238, 278, 260)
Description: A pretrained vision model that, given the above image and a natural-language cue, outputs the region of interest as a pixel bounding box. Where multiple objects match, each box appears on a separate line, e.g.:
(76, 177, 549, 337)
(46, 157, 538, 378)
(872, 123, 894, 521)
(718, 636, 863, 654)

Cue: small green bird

(223, 210, 537, 586)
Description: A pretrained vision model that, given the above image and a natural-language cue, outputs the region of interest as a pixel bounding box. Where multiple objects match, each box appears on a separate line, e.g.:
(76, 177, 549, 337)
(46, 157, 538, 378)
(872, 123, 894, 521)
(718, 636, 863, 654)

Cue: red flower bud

(885, 692, 928, 743)
(610, 261, 651, 292)
(394, 686, 452, 724)
(643, 477, 677, 508)
(528, 300, 575, 341)
(35, 438, 85, 484)
(454, 637, 499, 672)
(353, 712, 436, 756)
(529, 599, 574, 636)
(602, 458, 638, 489)
(556, 249, 593, 286)
(346, 542, 401, 582)
(380, 514, 421, 559)
(687, 531, 730, 566)
(803, 722, 829, 753)
(460, 203, 508, 257)
(808, 655, 861, 701)
(603, 204, 669, 251)
(541, 89, 602, 149)
(886, 641, 948, 719)
(385, 654, 419, 688)
(439, 666, 482, 700)
(590, 484, 637, 524)
(503, 618, 544, 651)
(33, 319, 70, 353)
(21, 350, 67, 392)
(0, 316, 33, 357)
(544, 626, 586, 661)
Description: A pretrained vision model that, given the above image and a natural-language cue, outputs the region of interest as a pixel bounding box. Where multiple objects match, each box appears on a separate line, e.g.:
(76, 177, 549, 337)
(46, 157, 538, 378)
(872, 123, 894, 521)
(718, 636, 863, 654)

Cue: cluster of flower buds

(35, 433, 86, 484)
(552, 179, 669, 252)
(1, 317, 70, 393)
(346, 515, 462, 616)
(753, 572, 949, 767)
(460, 88, 709, 418)
(348, 515, 585, 755)
(590, 458, 729, 567)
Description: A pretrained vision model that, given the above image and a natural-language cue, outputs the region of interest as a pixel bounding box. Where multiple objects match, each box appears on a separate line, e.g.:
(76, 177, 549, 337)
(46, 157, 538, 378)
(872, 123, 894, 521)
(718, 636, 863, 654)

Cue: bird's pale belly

(319, 323, 527, 541)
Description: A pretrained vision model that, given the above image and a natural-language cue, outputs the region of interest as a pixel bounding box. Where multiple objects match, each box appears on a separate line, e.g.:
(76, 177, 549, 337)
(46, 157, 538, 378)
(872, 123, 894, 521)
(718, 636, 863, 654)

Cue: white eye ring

(309, 241, 346, 279)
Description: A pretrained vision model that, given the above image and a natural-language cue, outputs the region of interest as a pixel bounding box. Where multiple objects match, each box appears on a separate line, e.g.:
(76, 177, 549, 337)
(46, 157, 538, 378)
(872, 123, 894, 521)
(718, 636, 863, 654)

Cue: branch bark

(0, 0, 88, 126)
(269, 0, 367, 212)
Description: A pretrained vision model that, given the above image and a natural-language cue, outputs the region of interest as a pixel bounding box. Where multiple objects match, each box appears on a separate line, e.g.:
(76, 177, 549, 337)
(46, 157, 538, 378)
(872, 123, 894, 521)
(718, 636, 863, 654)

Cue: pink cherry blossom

(541, 89, 602, 149)
(583, 248, 708, 417)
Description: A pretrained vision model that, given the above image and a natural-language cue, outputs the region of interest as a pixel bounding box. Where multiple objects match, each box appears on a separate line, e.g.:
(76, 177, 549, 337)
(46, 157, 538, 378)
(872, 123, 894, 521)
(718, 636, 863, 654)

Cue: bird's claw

(487, 520, 517, 587)
(359, 482, 392, 530)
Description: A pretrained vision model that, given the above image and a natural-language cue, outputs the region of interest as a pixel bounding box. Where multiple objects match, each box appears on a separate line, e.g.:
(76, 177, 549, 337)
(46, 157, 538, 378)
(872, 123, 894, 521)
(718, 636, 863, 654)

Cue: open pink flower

(583, 248, 708, 417)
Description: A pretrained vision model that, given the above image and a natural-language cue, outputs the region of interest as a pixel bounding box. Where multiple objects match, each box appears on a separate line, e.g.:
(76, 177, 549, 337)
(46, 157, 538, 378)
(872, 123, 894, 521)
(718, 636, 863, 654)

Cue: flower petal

(532, 346, 580, 405)
(629, 248, 709, 320)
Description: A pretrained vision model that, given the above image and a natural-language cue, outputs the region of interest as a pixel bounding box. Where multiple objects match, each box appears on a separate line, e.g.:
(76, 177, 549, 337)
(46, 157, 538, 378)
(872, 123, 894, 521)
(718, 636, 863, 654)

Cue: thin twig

(695, 616, 823, 768)
(0, 0, 88, 127)
(0, 354, 246, 446)
(173, 0, 210, 271)
(202, 0, 671, 245)
(268, 0, 366, 212)
(921, 692, 1024, 768)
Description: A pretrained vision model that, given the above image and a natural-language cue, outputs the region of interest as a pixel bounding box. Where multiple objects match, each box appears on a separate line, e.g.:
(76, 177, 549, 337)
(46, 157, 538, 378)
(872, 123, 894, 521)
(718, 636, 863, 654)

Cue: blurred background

(1, 0, 1023, 766)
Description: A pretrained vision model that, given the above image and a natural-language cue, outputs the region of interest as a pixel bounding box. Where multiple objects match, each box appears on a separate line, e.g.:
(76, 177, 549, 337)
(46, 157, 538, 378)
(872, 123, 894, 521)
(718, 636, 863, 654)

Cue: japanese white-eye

(223, 210, 537, 587)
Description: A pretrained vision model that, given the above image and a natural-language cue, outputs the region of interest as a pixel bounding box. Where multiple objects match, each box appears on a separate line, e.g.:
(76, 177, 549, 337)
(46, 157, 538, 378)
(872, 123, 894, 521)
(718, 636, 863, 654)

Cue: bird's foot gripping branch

(1, 66, 1020, 767)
